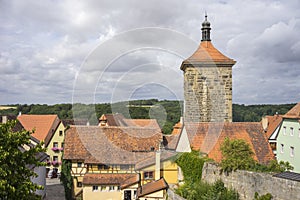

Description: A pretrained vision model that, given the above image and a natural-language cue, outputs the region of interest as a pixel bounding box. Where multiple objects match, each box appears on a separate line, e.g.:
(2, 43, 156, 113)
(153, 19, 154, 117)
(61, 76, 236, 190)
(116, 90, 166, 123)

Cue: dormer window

(283, 126, 286, 135)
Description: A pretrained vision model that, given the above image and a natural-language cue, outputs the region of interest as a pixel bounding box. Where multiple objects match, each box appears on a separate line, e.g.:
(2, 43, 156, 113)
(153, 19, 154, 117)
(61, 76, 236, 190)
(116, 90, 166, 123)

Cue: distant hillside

(0, 100, 296, 134)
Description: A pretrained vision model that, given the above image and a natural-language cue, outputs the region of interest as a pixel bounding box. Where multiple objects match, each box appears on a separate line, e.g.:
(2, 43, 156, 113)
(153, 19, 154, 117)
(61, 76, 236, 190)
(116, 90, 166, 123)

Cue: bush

(220, 137, 255, 172)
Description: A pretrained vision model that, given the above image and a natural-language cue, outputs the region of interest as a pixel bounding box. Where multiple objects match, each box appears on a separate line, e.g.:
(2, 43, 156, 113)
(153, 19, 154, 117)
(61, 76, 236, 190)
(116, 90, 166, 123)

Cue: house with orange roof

(17, 114, 65, 173)
(175, 122, 274, 165)
(276, 102, 300, 173)
(261, 114, 283, 157)
(63, 125, 177, 200)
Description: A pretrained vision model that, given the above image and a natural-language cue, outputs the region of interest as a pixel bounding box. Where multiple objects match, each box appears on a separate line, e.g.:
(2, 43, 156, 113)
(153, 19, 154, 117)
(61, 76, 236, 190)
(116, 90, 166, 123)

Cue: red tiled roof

(181, 41, 236, 70)
(124, 119, 161, 130)
(64, 126, 162, 164)
(137, 178, 168, 198)
(121, 174, 140, 189)
(99, 114, 128, 126)
(163, 134, 180, 150)
(17, 114, 60, 146)
(83, 173, 138, 186)
(283, 102, 300, 119)
(263, 115, 283, 139)
(171, 122, 182, 135)
(184, 122, 274, 164)
(99, 114, 161, 131)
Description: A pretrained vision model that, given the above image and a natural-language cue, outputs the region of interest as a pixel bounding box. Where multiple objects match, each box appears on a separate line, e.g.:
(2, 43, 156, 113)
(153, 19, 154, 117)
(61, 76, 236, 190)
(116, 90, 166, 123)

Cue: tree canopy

(0, 121, 46, 199)
(220, 137, 255, 172)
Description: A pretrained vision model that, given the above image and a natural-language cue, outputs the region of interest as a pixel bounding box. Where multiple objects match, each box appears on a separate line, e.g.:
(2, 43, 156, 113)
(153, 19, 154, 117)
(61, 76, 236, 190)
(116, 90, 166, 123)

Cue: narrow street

(45, 178, 65, 200)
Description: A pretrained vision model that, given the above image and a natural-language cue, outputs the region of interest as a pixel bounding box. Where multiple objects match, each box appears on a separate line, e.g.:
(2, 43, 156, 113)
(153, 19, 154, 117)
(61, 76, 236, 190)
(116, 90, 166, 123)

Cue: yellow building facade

(46, 122, 65, 172)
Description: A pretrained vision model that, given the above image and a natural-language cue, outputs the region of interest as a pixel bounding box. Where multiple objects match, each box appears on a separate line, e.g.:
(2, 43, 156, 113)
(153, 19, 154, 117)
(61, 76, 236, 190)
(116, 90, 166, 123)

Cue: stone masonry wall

(184, 66, 232, 123)
(202, 162, 300, 200)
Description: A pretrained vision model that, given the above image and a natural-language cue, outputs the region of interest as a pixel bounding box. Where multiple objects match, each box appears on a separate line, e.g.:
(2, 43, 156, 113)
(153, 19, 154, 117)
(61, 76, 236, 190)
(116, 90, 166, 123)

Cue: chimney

(155, 143, 161, 180)
(261, 116, 268, 132)
(86, 121, 90, 126)
(18, 111, 22, 116)
(2, 116, 7, 123)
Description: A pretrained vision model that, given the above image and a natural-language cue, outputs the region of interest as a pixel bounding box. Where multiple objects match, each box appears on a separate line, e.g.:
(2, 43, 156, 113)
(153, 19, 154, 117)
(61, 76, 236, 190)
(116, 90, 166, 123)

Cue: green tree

(220, 137, 255, 172)
(61, 159, 73, 200)
(0, 120, 46, 199)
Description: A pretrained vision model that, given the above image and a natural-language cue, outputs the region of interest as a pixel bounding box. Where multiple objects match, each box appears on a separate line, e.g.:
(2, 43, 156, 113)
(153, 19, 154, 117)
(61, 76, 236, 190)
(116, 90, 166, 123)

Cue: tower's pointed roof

(181, 14, 236, 70)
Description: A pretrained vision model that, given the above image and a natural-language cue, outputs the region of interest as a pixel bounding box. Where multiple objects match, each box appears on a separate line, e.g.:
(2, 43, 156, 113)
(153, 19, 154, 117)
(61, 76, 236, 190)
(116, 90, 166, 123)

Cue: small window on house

(118, 186, 121, 191)
(53, 142, 58, 148)
(92, 186, 98, 191)
(101, 186, 106, 191)
(298, 128, 300, 137)
(290, 127, 294, 136)
(78, 162, 82, 167)
(281, 144, 284, 153)
(144, 171, 154, 180)
(61, 142, 64, 148)
(290, 146, 295, 157)
(59, 130, 63, 136)
(77, 182, 82, 187)
(283, 126, 286, 135)
(53, 156, 58, 162)
(109, 186, 114, 191)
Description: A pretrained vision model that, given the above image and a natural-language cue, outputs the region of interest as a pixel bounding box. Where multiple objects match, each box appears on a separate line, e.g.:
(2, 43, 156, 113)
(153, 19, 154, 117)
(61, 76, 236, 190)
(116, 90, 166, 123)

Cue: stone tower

(181, 15, 236, 123)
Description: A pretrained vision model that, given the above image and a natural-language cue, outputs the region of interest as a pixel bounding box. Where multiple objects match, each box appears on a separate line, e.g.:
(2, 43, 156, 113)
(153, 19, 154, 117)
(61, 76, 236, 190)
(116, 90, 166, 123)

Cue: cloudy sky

(1, 0, 300, 105)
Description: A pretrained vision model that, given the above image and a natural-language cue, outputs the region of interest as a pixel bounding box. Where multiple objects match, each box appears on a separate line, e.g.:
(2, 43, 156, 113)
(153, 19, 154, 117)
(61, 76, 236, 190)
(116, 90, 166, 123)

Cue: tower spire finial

(201, 12, 211, 41)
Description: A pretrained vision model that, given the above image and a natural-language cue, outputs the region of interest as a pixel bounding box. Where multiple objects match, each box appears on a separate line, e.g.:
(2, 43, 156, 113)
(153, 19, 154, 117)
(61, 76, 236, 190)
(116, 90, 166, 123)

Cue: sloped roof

(121, 174, 140, 189)
(263, 115, 283, 139)
(184, 122, 274, 164)
(137, 178, 168, 198)
(171, 121, 182, 135)
(124, 119, 161, 130)
(163, 134, 180, 150)
(17, 114, 60, 146)
(64, 126, 162, 164)
(135, 150, 177, 170)
(99, 113, 128, 126)
(283, 102, 300, 119)
(181, 41, 236, 70)
(83, 173, 138, 186)
(99, 114, 161, 130)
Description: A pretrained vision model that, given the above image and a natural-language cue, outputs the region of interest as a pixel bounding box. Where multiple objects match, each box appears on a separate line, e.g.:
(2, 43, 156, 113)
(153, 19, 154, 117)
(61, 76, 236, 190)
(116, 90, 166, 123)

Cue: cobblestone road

(45, 178, 65, 200)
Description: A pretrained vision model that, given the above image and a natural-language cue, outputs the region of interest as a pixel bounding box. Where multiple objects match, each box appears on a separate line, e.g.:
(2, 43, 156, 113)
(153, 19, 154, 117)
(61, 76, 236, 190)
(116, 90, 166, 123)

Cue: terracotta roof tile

(64, 126, 162, 164)
(181, 41, 236, 70)
(17, 114, 60, 146)
(137, 178, 168, 198)
(262, 115, 283, 139)
(83, 173, 138, 186)
(124, 119, 161, 130)
(99, 114, 161, 131)
(163, 134, 180, 150)
(283, 102, 300, 119)
(185, 122, 274, 164)
(121, 174, 140, 189)
(171, 121, 182, 135)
